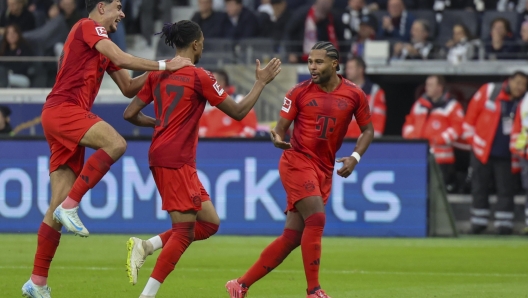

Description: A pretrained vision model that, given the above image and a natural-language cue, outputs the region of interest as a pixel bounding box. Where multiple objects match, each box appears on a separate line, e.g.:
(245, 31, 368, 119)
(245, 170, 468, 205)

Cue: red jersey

(137, 67, 228, 169)
(280, 76, 371, 175)
(44, 18, 121, 111)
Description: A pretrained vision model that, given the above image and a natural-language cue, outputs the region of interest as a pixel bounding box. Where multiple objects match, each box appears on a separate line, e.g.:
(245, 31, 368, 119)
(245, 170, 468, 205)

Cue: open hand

(336, 156, 358, 178)
(166, 56, 194, 72)
(270, 130, 292, 150)
(256, 58, 281, 84)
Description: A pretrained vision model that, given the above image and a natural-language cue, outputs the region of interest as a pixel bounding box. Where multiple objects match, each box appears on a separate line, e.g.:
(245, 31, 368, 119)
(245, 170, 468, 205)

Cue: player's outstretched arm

(216, 58, 281, 121)
(109, 70, 149, 98)
(123, 97, 156, 127)
(95, 39, 193, 72)
(270, 116, 292, 149)
(337, 122, 374, 178)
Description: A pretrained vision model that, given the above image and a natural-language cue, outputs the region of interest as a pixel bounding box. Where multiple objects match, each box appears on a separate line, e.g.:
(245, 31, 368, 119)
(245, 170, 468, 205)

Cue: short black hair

(511, 71, 528, 80)
(86, 0, 113, 12)
(158, 20, 202, 49)
(311, 41, 341, 71)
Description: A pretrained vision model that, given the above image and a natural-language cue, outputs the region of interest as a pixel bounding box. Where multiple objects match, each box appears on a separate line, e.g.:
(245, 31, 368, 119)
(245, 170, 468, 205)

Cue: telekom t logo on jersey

(316, 115, 336, 139)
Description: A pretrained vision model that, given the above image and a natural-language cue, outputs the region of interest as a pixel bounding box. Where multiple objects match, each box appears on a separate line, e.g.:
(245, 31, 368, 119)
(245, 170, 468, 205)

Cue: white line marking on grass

(1, 266, 526, 278)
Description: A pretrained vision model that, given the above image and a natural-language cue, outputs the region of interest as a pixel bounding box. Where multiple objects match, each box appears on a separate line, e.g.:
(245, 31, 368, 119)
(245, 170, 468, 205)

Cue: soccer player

(21, 1, 192, 297)
(121, 20, 281, 298)
(225, 41, 375, 298)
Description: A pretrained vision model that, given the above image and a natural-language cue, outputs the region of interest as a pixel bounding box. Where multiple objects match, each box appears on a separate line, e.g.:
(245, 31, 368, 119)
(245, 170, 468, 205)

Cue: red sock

(194, 220, 219, 241)
(158, 221, 218, 247)
(238, 229, 302, 287)
(68, 149, 115, 203)
(302, 213, 326, 294)
(159, 230, 172, 247)
(31, 223, 61, 286)
(151, 222, 195, 283)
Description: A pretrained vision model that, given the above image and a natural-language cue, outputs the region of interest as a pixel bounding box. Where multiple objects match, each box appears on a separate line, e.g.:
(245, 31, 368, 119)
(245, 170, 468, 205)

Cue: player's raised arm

(95, 39, 193, 72)
(215, 58, 281, 121)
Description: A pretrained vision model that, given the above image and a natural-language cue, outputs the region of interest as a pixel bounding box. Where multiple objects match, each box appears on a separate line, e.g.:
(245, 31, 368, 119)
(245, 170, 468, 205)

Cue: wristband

(158, 61, 166, 71)
(351, 152, 361, 163)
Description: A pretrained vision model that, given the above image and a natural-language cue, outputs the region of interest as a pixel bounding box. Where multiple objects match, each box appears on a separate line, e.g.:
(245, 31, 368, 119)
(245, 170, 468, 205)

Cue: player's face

(193, 32, 205, 64)
(509, 75, 528, 98)
(104, 0, 125, 33)
(308, 49, 336, 84)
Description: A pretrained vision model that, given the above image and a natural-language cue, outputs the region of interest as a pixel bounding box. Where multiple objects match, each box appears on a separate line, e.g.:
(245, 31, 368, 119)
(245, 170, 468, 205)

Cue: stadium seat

(234, 38, 275, 65)
(480, 11, 520, 41)
(409, 10, 437, 37)
(436, 10, 478, 46)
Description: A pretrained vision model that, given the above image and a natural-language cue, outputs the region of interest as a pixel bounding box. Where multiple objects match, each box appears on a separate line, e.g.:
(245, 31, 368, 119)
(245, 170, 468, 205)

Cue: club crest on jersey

(337, 98, 348, 110)
(282, 97, 292, 113)
(95, 27, 108, 37)
(213, 81, 224, 96)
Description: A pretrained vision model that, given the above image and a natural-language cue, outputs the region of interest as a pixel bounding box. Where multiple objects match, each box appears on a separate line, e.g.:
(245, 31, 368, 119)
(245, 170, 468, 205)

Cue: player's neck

(175, 50, 195, 64)
(88, 13, 106, 29)
(318, 74, 341, 93)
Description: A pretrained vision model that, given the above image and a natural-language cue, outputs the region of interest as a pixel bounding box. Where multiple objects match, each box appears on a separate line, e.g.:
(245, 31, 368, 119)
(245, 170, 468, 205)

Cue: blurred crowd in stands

(1, 0, 528, 86)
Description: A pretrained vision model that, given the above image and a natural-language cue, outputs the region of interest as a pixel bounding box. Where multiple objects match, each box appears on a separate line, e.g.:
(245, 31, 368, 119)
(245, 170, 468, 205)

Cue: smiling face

(100, 0, 124, 33)
(308, 49, 337, 84)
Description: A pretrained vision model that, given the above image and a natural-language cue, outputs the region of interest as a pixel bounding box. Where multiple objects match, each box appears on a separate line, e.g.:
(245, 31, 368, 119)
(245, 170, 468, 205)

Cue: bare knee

(106, 136, 127, 159)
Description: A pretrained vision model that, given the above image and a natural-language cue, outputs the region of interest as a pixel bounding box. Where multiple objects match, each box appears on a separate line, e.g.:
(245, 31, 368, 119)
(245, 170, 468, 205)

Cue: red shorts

(41, 102, 102, 176)
(151, 165, 211, 213)
(279, 150, 332, 213)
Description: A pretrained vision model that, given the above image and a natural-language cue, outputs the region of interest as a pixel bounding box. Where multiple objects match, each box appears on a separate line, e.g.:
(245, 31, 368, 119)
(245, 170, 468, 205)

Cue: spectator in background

(392, 19, 434, 60)
(445, 23, 476, 64)
(345, 57, 386, 138)
(140, 0, 172, 47)
(199, 70, 258, 138)
(403, 75, 464, 191)
(377, 0, 415, 42)
(367, 0, 417, 10)
(0, 24, 33, 87)
(59, 0, 81, 29)
(486, 17, 518, 60)
(0, 0, 36, 35)
(222, 0, 260, 40)
(285, 0, 345, 63)
(0, 105, 12, 134)
(191, 0, 226, 38)
(350, 13, 377, 58)
(519, 21, 528, 58)
(258, 0, 291, 50)
(463, 71, 528, 235)
(341, 0, 370, 41)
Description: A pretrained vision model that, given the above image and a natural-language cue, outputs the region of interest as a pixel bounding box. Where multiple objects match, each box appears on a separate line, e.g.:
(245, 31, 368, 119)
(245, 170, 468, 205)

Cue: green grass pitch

(1, 234, 527, 297)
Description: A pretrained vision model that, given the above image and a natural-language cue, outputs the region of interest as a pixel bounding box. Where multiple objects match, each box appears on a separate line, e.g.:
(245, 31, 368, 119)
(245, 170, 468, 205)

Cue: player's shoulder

(194, 67, 215, 79)
(287, 80, 312, 97)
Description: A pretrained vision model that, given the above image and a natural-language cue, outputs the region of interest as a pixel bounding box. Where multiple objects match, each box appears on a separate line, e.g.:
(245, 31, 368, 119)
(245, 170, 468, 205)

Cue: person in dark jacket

(191, 0, 226, 38)
(222, 0, 260, 40)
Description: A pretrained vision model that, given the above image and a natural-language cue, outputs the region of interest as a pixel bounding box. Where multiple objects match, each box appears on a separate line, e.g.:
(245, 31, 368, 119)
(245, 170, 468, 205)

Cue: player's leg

(295, 196, 327, 297)
(140, 210, 196, 298)
(56, 121, 126, 234)
(226, 211, 304, 297)
(127, 183, 219, 286)
(22, 166, 76, 297)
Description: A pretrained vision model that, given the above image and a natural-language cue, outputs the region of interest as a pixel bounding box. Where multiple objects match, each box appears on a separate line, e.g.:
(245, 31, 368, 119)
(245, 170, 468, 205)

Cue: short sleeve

(354, 89, 372, 127)
(137, 73, 154, 104)
(81, 20, 109, 49)
(106, 61, 121, 73)
(197, 68, 228, 106)
(279, 87, 299, 121)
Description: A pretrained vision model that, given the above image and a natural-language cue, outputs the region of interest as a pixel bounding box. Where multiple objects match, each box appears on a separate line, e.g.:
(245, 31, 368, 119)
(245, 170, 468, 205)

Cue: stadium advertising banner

(0, 140, 428, 237)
